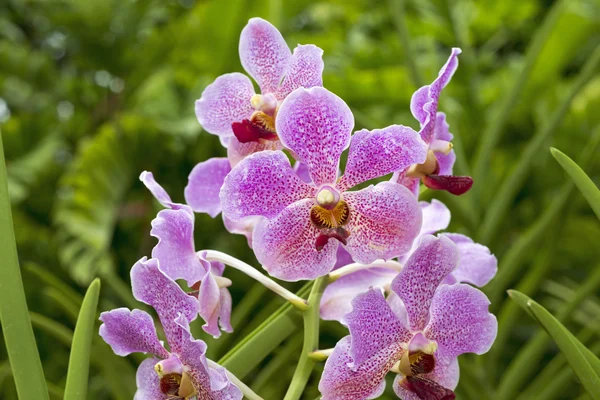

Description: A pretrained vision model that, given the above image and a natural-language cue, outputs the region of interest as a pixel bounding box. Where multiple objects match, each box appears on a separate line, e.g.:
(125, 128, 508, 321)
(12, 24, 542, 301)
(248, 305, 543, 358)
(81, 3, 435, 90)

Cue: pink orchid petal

(443, 233, 497, 287)
(134, 358, 165, 400)
(391, 235, 459, 331)
(318, 336, 389, 400)
(344, 288, 412, 368)
(131, 257, 199, 355)
(184, 158, 231, 217)
(195, 73, 255, 137)
(424, 284, 497, 359)
(343, 182, 422, 264)
(226, 135, 283, 167)
(276, 87, 354, 186)
(150, 208, 204, 286)
(410, 48, 461, 143)
(338, 125, 427, 191)
(239, 18, 291, 94)
(275, 44, 324, 100)
(320, 267, 397, 322)
(99, 308, 169, 359)
(252, 199, 338, 281)
(220, 151, 314, 221)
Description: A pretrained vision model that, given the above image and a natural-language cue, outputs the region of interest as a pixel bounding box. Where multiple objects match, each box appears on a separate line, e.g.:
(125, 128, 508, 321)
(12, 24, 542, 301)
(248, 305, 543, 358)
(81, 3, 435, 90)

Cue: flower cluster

(98, 17, 497, 400)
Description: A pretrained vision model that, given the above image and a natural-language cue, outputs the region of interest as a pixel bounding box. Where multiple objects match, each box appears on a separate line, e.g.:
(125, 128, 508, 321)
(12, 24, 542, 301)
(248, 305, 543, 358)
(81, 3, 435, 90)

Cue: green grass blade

(471, 0, 568, 192)
(0, 132, 49, 399)
(508, 290, 600, 399)
(64, 278, 101, 400)
(551, 147, 600, 219)
(477, 46, 600, 244)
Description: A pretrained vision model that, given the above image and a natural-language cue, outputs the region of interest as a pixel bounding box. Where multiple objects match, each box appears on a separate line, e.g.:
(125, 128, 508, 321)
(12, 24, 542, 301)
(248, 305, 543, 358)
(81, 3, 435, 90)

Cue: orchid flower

(186, 18, 324, 219)
(99, 257, 242, 400)
(220, 86, 428, 281)
(319, 235, 497, 400)
(140, 171, 233, 337)
(321, 199, 497, 321)
(394, 48, 473, 196)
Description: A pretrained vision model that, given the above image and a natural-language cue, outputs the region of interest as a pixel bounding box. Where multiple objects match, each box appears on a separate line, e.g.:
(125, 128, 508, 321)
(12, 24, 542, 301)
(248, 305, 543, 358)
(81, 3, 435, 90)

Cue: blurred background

(1, 0, 599, 399)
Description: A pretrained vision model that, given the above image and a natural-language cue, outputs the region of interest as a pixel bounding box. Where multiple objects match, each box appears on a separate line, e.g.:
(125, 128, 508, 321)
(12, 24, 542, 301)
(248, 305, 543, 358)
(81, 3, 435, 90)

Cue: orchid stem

(308, 348, 334, 361)
(203, 250, 308, 311)
(207, 360, 264, 400)
(328, 260, 403, 283)
(283, 277, 329, 400)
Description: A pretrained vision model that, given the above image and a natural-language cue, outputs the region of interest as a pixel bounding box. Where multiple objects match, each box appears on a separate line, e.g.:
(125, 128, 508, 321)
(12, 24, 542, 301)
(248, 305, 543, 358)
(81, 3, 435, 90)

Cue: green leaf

(64, 278, 101, 400)
(508, 290, 600, 399)
(0, 132, 49, 399)
(551, 147, 600, 220)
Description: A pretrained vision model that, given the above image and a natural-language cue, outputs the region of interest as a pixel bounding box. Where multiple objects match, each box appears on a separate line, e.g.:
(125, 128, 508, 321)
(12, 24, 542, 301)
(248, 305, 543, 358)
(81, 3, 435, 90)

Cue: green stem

(389, 0, 425, 88)
(0, 131, 49, 399)
(283, 277, 329, 400)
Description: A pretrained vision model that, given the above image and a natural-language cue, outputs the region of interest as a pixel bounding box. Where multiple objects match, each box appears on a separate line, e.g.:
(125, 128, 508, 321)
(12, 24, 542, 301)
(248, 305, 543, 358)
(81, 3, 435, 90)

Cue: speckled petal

(319, 336, 390, 400)
(195, 73, 255, 137)
(99, 308, 169, 359)
(332, 245, 354, 270)
(134, 358, 165, 400)
(220, 151, 314, 221)
(275, 44, 324, 100)
(226, 135, 283, 167)
(208, 366, 244, 400)
(276, 87, 354, 186)
(391, 235, 458, 331)
(410, 48, 461, 143)
(342, 182, 422, 264)
(392, 171, 421, 197)
(222, 214, 260, 248)
(345, 288, 412, 367)
(433, 113, 456, 175)
(140, 171, 174, 208)
(320, 267, 397, 321)
(425, 283, 497, 358)
(443, 233, 497, 287)
(252, 199, 338, 281)
(184, 158, 231, 217)
(196, 253, 233, 338)
(239, 18, 291, 94)
(338, 125, 427, 191)
(151, 209, 203, 286)
(131, 257, 199, 354)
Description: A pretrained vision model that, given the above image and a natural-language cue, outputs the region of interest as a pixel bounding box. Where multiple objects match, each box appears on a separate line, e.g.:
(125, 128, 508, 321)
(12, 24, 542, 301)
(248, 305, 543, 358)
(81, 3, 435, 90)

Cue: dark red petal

(159, 374, 181, 395)
(401, 376, 455, 400)
(232, 119, 278, 143)
(315, 228, 350, 251)
(410, 352, 435, 375)
(423, 174, 473, 195)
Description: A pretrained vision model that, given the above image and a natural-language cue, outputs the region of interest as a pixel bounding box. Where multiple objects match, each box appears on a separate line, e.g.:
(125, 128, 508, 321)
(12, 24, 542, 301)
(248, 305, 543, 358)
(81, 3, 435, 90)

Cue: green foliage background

(1, 0, 599, 399)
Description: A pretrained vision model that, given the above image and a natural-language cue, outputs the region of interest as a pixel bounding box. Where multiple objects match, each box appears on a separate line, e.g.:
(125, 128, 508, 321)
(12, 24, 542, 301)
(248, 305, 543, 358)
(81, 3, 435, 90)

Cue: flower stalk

(203, 250, 308, 310)
(283, 276, 329, 400)
(308, 348, 334, 361)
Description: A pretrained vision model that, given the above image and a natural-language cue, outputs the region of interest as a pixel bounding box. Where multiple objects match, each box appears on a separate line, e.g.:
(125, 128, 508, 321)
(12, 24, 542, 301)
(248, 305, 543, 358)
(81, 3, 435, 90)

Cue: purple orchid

(99, 257, 242, 400)
(140, 171, 233, 338)
(321, 199, 497, 322)
(220, 86, 427, 281)
(186, 17, 324, 218)
(319, 235, 497, 400)
(394, 48, 473, 196)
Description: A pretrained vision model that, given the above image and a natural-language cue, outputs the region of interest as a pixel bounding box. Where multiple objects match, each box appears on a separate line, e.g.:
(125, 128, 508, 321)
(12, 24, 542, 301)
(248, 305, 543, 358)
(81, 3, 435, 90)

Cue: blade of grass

(64, 278, 101, 400)
(504, 290, 600, 400)
(0, 131, 49, 399)
(551, 147, 600, 219)
(471, 0, 568, 192)
(477, 46, 600, 244)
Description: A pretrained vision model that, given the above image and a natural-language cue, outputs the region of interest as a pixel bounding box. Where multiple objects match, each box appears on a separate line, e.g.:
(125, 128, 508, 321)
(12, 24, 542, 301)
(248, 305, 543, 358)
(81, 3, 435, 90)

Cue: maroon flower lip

(232, 117, 278, 143)
(423, 174, 473, 195)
